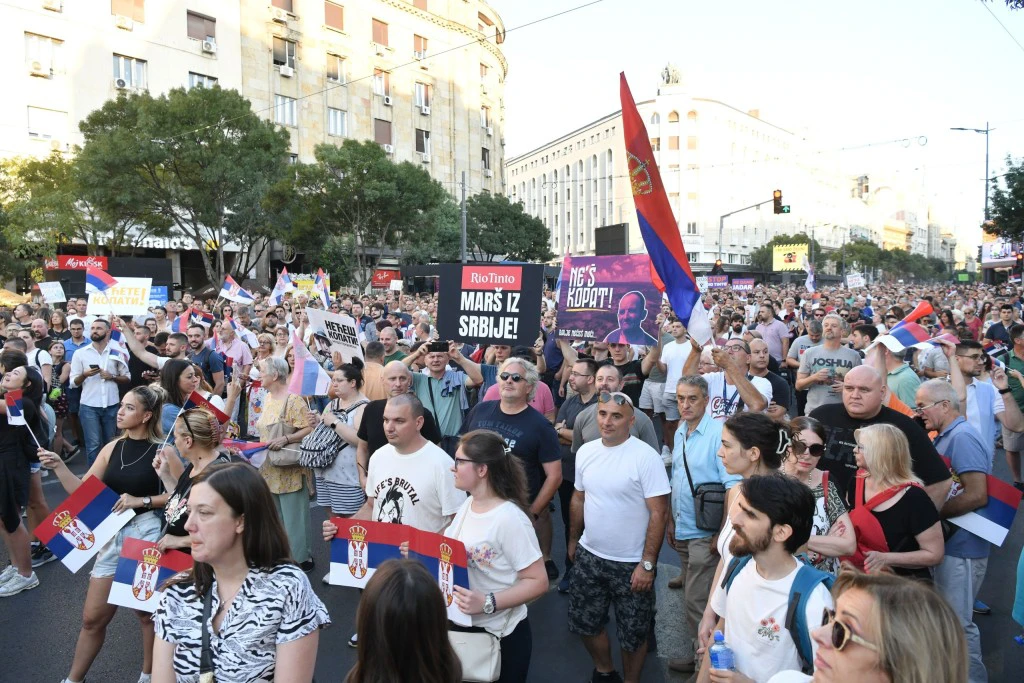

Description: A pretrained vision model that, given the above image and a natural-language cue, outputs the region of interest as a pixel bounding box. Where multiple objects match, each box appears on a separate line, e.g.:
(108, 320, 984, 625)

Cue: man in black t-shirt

(356, 361, 442, 466)
(809, 365, 951, 508)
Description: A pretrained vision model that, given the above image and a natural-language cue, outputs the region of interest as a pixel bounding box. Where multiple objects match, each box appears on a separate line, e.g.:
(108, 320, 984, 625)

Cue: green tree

(989, 155, 1024, 242)
(830, 238, 884, 274)
(464, 193, 554, 262)
(749, 233, 824, 273)
(401, 200, 462, 265)
(77, 87, 291, 288)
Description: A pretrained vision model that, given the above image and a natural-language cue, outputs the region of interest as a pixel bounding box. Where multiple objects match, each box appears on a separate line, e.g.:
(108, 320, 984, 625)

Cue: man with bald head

(603, 291, 659, 346)
(809, 364, 951, 507)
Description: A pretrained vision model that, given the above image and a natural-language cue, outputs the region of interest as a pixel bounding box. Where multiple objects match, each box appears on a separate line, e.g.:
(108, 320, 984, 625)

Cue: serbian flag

(220, 275, 256, 304)
(5, 390, 26, 426)
(890, 301, 934, 331)
(620, 74, 711, 344)
(170, 308, 191, 333)
(313, 268, 331, 308)
(107, 329, 131, 364)
(887, 322, 931, 349)
(802, 255, 815, 294)
(108, 538, 192, 612)
(85, 267, 118, 295)
(280, 267, 295, 290)
(183, 391, 230, 425)
(409, 528, 472, 626)
(228, 318, 259, 349)
(941, 456, 1022, 546)
(34, 476, 135, 572)
(222, 439, 269, 468)
(190, 309, 215, 328)
(288, 330, 331, 396)
(329, 519, 406, 588)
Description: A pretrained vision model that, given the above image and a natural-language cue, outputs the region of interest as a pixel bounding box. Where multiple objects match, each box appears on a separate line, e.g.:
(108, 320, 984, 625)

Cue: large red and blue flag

(34, 476, 135, 572)
(220, 275, 256, 304)
(183, 391, 230, 425)
(329, 519, 406, 588)
(941, 456, 1022, 546)
(170, 308, 192, 334)
(5, 389, 26, 426)
(288, 330, 331, 396)
(85, 267, 119, 295)
(887, 321, 931, 349)
(619, 74, 711, 344)
(108, 538, 192, 612)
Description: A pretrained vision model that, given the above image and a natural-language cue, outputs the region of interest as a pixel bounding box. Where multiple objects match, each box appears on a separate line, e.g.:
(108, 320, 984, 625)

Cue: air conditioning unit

(485, 126, 493, 137)
(202, 40, 217, 54)
(114, 77, 128, 89)
(383, 95, 393, 106)
(372, 41, 385, 56)
(279, 65, 294, 78)
(42, 0, 61, 11)
(115, 14, 133, 30)
(271, 7, 289, 23)
(483, 169, 493, 178)
(29, 61, 50, 77)
(420, 153, 431, 163)
(383, 144, 394, 154)
(420, 105, 430, 115)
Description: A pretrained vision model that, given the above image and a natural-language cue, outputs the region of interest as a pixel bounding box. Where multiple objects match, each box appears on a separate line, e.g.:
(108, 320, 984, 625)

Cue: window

(25, 33, 63, 75)
(186, 11, 215, 41)
(650, 113, 660, 125)
(112, 54, 147, 88)
(288, 153, 298, 164)
(324, 1, 343, 31)
(668, 136, 679, 150)
(272, 0, 293, 11)
(480, 63, 489, 78)
(373, 69, 390, 96)
(327, 54, 346, 83)
(374, 119, 392, 145)
(274, 95, 296, 126)
(481, 148, 491, 170)
(687, 222, 697, 235)
(372, 19, 388, 46)
(688, 110, 698, 121)
(188, 72, 217, 88)
(27, 106, 67, 139)
(413, 0, 427, 9)
(650, 137, 660, 151)
(111, 0, 144, 22)
(414, 82, 431, 107)
(416, 129, 430, 154)
(273, 38, 296, 68)
(328, 107, 347, 136)
(668, 111, 679, 123)
(413, 34, 428, 58)
(480, 106, 490, 128)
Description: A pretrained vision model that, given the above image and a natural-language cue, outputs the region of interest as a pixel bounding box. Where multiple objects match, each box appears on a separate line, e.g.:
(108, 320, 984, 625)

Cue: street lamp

(950, 123, 992, 221)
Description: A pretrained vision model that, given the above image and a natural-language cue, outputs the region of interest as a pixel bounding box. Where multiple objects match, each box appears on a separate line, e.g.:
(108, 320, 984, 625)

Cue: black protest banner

(436, 264, 544, 346)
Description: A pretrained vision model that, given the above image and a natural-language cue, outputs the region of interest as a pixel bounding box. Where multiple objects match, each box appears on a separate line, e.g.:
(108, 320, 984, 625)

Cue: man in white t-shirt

(568, 391, 670, 683)
(698, 475, 833, 683)
(683, 340, 771, 421)
(658, 317, 692, 452)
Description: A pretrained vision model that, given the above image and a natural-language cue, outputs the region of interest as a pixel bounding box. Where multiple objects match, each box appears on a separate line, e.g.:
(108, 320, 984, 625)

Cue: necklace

(119, 439, 157, 470)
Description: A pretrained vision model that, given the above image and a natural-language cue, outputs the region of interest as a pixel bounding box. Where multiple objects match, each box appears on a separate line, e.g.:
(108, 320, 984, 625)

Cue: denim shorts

(91, 510, 163, 578)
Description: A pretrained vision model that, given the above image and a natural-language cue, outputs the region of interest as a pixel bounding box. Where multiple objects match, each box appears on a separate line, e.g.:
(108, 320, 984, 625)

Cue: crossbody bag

(680, 441, 727, 532)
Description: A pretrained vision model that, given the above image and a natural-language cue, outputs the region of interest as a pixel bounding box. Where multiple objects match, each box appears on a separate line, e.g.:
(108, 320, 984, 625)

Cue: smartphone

(427, 341, 449, 353)
(89, 364, 100, 370)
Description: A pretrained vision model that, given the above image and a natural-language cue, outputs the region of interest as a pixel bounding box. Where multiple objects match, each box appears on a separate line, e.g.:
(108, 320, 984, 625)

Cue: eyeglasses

(499, 372, 525, 382)
(912, 400, 947, 414)
(453, 457, 476, 467)
(957, 353, 984, 361)
(791, 441, 825, 458)
(569, 371, 594, 378)
(821, 608, 879, 652)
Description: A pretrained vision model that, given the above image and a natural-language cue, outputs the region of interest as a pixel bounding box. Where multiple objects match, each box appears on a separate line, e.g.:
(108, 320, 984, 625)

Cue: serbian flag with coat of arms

(85, 267, 118, 295)
(222, 439, 270, 467)
(183, 391, 231, 425)
(619, 73, 711, 344)
(410, 526, 472, 626)
(34, 476, 135, 572)
(219, 275, 256, 304)
(170, 308, 191, 334)
(108, 538, 192, 612)
(329, 519, 406, 588)
(313, 268, 331, 308)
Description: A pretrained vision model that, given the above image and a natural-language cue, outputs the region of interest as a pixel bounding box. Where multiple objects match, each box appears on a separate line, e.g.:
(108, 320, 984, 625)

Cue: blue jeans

(79, 404, 118, 465)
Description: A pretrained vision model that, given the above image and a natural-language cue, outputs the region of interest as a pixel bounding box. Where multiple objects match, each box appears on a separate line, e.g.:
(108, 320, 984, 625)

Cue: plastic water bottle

(709, 630, 735, 671)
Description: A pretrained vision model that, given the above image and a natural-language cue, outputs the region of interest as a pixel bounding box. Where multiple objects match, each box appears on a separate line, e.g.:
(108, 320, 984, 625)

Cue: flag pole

(23, 423, 42, 450)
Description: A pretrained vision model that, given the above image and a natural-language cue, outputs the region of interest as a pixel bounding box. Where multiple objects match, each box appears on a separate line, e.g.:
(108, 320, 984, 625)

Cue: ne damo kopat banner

(557, 255, 662, 345)
(436, 264, 544, 346)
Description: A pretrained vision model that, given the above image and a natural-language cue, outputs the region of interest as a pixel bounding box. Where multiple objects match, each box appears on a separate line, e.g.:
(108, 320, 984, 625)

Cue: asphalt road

(2, 449, 1023, 682)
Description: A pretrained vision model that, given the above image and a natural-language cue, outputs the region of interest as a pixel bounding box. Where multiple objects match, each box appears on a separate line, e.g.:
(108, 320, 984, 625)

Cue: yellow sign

(772, 244, 808, 272)
(87, 277, 153, 315)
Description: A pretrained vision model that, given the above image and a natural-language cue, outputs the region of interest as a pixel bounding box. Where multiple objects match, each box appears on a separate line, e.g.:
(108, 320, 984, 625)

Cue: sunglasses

(822, 607, 879, 652)
(791, 441, 825, 458)
(598, 392, 633, 408)
(499, 372, 525, 382)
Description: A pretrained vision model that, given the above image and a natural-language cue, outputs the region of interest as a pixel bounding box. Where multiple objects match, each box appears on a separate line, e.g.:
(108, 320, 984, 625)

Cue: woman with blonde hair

(842, 424, 943, 580)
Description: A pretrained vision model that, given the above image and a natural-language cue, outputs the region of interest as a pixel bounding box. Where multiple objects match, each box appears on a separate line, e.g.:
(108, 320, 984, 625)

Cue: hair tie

(502, 444, 512, 456)
(776, 429, 791, 456)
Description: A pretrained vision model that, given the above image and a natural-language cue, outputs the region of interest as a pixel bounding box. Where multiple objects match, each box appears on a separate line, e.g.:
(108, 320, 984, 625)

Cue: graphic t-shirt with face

(365, 441, 465, 533)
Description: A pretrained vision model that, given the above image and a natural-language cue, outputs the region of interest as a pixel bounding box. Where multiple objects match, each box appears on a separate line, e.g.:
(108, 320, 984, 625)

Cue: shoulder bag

(267, 395, 302, 467)
(299, 400, 368, 469)
(680, 440, 727, 532)
(200, 588, 216, 683)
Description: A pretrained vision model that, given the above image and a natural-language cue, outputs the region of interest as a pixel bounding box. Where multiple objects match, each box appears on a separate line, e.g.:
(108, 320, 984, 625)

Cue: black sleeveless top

(102, 438, 162, 498)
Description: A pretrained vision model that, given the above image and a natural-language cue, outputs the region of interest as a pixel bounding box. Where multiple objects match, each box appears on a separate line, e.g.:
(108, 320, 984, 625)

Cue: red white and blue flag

(227, 318, 259, 349)
(183, 391, 230, 425)
(107, 329, 131, 364)
(619, 74, 711, 344)
(108, 537, 191, 612)
(85, 267, 119, 295)
(942, 456, 1022, 546)
(409, 526, 472, 626)
(170, 308, 191, 334)
(288, 330, 331, 396)
(34, 476, 135, 572)
(313, 268, 331, 308)
(5, 389, 26, 426)
(190, 309, 215, 328)
(219, 275, 256, 304)
(222, 439, 270, 468)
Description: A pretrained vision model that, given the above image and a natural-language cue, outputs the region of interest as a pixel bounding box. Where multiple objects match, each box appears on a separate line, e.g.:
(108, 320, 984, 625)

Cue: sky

(491, 0, 1024, 250)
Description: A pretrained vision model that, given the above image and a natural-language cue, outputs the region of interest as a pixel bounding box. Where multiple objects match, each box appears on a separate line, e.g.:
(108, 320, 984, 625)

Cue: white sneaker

(0, 571, 39, 597)
(0, 565, 17, 586)
(661, 445, 673, 466)
(138, 673, 152, 683)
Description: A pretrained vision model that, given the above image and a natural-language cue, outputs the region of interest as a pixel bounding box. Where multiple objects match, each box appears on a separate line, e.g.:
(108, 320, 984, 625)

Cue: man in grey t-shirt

(796, 314, 862, 414)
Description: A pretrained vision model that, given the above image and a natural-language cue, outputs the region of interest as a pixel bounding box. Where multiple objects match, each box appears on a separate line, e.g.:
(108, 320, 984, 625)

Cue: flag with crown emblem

(108, 538, 192, 611)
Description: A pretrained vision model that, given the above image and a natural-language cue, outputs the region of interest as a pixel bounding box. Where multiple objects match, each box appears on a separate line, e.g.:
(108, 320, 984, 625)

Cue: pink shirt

(482, 381, 556, 418)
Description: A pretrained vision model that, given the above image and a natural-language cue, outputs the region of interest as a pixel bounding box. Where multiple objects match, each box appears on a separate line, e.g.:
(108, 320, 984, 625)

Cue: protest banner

(293, 273, 332, 298)
(556, 255, 661, 345)
(694, 275, 709, 293)
(436, 264, 544, 346)
(108, 538, 192, 612)
(38, 281, 66, 303)
(732, 278, 755, 292)
(772, 243, 808, 271)
(306, 308, 365, 362)
(707, 275, 729, 289)
(846, 273, 866, 288)
(86, 277, 152, 316)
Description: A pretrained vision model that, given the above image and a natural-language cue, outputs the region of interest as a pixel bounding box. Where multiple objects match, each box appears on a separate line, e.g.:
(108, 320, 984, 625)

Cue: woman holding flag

(158, 360, 228, 443)
(38, 385, 167, 683)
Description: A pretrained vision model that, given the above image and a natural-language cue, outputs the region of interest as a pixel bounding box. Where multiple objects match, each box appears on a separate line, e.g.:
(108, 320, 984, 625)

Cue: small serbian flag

(288, 331, 331, 396)
(942, 456, 1022, 546)
(170, 309, 191, 334)
(5, 390, 26, 426)
(85, 267, 118, 295)
(108, 329, 130, 364)
(329, 519, 405, 588)
(190, 309, 215, 328)
(887, 322, 931, 349)
(108, 538, 192, 612)
(410, 527, 472, 626)
(183, 391, 230, 425)
(220, 275, 256, 304)
(222, 439, 269, 468)
(34, 476, 135, 572)
(228, 318, 259, 349)
(314, 268, 331, 308)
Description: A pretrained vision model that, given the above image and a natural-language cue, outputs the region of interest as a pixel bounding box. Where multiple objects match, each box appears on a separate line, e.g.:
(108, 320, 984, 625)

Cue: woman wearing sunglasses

(783, 417, 855, 575)
(767, 567, 966, 683)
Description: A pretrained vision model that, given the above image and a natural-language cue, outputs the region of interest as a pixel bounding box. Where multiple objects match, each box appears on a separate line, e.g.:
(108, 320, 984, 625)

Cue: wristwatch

(999, 387, 1013, 395)
(142, 496, 152, 510)
(483, 592, 496, 614)
(641, 560, 654, 572)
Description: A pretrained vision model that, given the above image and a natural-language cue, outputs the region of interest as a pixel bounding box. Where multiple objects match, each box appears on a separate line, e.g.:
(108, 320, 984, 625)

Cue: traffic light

(712, 259, 724, 275)
(773, 189, 791, 214)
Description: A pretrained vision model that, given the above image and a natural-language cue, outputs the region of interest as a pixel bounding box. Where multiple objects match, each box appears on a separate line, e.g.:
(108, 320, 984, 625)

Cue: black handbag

(200, 588, 215, 683)
(680, 442, 727, 532)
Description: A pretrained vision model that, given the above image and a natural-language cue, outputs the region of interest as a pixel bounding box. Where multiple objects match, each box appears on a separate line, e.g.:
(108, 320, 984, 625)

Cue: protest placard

(772, 243, 808, 271)
(86, 277, 152, 316)
(846, 273, 866, 288)
(38, 281, 66, 303)
(707, 275, 729, 289)
(436, 264, 544, 346)
(305, 308, 364, 362)
(732, 278, 755, 292)
(556, 255, 662, 345)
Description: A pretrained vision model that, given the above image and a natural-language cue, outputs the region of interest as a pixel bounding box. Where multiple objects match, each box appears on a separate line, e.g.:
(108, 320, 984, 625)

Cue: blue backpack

(722, 555, 834, 674)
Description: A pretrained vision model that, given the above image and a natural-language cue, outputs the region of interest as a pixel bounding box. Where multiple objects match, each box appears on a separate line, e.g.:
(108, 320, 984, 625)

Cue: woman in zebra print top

(152, 463, 329, 683)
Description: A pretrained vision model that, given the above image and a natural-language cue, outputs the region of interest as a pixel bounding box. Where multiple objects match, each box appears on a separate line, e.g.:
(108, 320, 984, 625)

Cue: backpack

(721, 555, 835, 675)
(299, 399, 368, 470)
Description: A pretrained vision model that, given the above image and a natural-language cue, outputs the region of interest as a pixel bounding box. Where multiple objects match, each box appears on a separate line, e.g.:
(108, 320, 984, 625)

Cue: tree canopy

(464, 193, 554, 263)
(989, 154, 1024, 242)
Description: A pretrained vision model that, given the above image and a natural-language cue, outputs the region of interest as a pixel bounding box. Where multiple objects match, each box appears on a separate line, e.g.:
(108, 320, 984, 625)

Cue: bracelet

(999, 387, 1013, 394)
